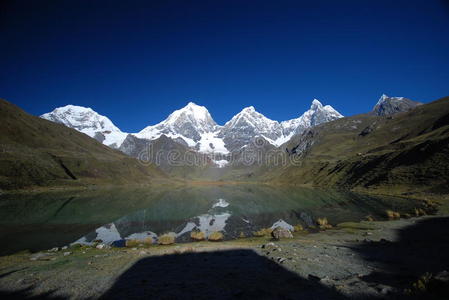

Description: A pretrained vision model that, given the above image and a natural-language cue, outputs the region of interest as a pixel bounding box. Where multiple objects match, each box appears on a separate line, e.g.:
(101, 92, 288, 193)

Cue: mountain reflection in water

(69, 185, 419, 246)
(0, 185, 420, 254)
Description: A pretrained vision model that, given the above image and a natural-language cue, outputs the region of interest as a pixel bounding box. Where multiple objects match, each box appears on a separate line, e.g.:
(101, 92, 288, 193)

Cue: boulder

(271, 227, 293, 240)
(96, 244, 110, 250)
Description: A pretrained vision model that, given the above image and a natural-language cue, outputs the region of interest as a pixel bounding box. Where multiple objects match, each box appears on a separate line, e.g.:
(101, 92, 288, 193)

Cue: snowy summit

(41, 105, 128, 147)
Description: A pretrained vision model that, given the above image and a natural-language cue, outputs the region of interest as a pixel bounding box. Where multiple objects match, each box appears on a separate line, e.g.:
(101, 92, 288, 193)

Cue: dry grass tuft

(208, 231, 224, 241)
(190, 231, 205, 241)
(316, 217, 333, 230)
(125, 239, 140, 248)
(158, 233, 176, 245)
(125, 237, 153, 247)
(386, 210, 400, 220)
(143, 237, 153, 245)
(405, 272, 433, 295)
(414, 208, 427, 217)
(293, 224, 304, 232)
(252, 228, 273, 237)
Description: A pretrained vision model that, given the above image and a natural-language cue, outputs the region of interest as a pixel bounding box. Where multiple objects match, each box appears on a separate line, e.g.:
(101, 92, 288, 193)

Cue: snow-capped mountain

(281, 99, 344, 138)
(134, 102, 228, 154)
(217, 106, 284, 151)
(371, 94, 422, 116)
(40, 105, 128, 147)
(41, 99, 343, 156)
(216, 100, 343, 151)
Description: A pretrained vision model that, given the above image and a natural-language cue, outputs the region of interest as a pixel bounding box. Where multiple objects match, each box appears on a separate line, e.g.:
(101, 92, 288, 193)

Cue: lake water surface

(0, 185, 420, 255)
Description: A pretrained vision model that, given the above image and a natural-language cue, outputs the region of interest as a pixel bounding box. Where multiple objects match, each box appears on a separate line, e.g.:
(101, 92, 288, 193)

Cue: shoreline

(1, 209, 448, 299)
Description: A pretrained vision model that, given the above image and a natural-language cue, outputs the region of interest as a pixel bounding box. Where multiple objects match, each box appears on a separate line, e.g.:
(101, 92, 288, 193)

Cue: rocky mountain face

(119, 134, 151, 158)
(217, 106, 284, 152)
(41, 99, 343, 157)
(134, 102, 225, 153)
(371, 94, 422, 116)
(217, 100, 343, 152)
(41, 105, 128, 148)
(281, 99, 343, 138)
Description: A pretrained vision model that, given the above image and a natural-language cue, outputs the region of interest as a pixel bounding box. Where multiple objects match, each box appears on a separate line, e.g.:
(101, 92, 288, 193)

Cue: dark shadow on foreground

(353, 216, 449, 299)
(101, 249, 346, 300)
(0, 286, 65, 300)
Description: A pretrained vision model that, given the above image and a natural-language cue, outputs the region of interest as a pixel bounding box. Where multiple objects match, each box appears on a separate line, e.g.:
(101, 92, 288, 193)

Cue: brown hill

(0, 99, 167, 190)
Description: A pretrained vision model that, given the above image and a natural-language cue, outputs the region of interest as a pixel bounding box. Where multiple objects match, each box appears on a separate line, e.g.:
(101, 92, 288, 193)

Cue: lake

(0, 185, 420, 255)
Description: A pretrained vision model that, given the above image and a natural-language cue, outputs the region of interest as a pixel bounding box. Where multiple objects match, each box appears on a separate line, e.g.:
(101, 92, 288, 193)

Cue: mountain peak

(185, 101, 202, 108)
(52, 104, 93, 114)
(42, 105, 109, 127)
(241, 106, 256, 113)
(219, 105, 282, 150)
(280, 99, 343, 139)
(311, 99, 323, 109)
(41, 104, 127, 147)
(167, 102, 215, 124)
(136, 101, 218, 145)
(178, 101, 208, 114)
(376, 94, 404, 106)
(372, 94, 421, 116)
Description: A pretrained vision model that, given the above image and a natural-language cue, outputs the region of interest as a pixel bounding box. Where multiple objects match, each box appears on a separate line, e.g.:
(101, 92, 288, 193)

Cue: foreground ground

(1, 206, 449, 300)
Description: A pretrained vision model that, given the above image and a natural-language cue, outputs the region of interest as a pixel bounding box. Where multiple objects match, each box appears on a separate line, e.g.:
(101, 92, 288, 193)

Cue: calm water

(0, 185, 420, 255)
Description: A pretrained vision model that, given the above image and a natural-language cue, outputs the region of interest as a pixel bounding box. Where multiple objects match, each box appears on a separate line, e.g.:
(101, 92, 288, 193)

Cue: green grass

(336, 222, 376, 230)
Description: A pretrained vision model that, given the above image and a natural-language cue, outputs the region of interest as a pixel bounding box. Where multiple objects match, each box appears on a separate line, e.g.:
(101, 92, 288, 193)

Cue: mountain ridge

(3, 94, 447, 190)
(41, 99, 344, 154)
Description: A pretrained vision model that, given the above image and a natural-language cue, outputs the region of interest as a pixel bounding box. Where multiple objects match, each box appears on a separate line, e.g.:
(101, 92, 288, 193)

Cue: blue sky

(1, 0, 449, 132)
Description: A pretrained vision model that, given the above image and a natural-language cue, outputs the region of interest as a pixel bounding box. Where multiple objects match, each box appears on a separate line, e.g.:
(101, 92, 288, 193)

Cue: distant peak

(177, 101, 210, 115)
(52, 104, 94, 114)
(182, 101, 211, 112)
(376, 94, 405, 106)
(158, 100, 217, 130)
(61, 104, 89, 109)
(186, 101, 200, 107)
(310, 99, 323, 109)
(377, 94, 389, 105)
(242, 106, 256, 113)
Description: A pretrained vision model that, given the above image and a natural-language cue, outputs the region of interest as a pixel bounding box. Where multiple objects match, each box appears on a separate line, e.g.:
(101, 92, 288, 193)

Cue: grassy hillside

(0, 99, 167, 190)
(268, 96, 449, 194)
